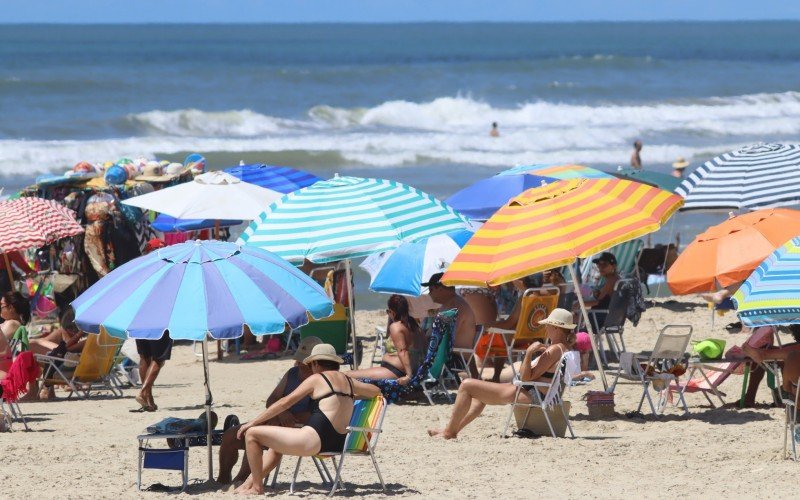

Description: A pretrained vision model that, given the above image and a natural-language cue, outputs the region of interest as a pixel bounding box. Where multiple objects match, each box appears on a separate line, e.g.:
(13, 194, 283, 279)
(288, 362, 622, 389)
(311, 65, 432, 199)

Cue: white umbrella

(122, 171, 282, 220)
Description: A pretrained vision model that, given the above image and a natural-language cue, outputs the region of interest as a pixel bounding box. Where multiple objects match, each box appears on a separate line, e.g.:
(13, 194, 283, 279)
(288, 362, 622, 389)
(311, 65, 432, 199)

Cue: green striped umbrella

(238, 175, 469, 264)
(612, 167, 683, 193)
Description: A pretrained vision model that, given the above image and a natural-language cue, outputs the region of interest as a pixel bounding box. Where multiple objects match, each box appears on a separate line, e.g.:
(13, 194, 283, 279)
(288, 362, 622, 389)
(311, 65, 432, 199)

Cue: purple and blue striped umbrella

(72, 240, 333, 341)
(223, 163, 321, 193)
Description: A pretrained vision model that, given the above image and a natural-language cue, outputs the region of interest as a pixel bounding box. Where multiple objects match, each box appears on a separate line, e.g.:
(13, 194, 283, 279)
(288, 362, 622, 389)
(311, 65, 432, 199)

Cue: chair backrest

(10, 325, 29, 355)
(345, 396, 387, 452)
(417, 309, 457, 382)
(514, 288, 560, 343)
(300, 303, 349, 354)
(541, 350, 579, 407)
(74, 328, 123, 382)
(602, 279, 635, 331)
(427, 330, 452, 380)
(647, 325, 692, 365)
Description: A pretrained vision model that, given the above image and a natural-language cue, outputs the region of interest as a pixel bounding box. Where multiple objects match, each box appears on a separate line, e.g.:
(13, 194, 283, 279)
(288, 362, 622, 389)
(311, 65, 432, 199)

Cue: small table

(137, 430, 222, 491)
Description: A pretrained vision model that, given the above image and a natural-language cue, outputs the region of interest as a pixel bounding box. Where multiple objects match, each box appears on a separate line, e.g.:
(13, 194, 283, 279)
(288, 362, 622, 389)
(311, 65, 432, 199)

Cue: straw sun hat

(303, 343, 344, 365)
(672, 157, 690, 169)
(537, 308, 577, 330)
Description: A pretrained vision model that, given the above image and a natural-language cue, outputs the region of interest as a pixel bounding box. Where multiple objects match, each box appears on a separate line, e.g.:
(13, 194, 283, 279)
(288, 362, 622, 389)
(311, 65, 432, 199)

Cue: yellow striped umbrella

(443, 178, 683, 389)
(443, 178, 683, 286)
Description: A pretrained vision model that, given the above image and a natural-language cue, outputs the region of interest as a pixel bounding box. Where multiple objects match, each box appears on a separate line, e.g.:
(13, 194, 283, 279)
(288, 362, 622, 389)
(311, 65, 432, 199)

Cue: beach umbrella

(732, 236, 800, 327)
(676, 143, 800, 211)
(72, 240, 333, 480)
(667, 208, 800, 295)
(442, 178, 684, 389)
(498, 163, 614, 180)
(445, 174, 555, 220)
(122, 171, 282, 221)
(150, 215, 242, 233)
(223, 163, 321, 192)
(612, 167, 683, 193)
(239, 174, 469, 360)
(0, 197, 84, 283)
(360, 229, 474, 296)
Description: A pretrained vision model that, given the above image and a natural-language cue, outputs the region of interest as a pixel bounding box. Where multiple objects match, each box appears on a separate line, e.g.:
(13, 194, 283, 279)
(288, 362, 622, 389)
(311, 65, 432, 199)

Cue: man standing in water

(630, 140, 643, 169)
(490, 122, 499, 137)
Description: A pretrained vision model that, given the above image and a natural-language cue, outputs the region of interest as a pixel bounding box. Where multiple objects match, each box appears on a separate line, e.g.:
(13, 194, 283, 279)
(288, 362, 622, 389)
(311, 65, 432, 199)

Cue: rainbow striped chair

(289, 396, 388, 496)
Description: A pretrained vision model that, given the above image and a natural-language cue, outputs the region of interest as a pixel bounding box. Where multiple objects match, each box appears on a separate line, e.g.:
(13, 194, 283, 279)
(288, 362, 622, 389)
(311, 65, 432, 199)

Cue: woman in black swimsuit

(428, 308, 576, 440)
(235, 344, 380, 496)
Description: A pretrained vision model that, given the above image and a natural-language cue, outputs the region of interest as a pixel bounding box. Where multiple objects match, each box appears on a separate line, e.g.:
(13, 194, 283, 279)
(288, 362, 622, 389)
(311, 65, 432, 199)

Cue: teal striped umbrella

(238, 175, 469, 264)
(733, 236, 800, 327)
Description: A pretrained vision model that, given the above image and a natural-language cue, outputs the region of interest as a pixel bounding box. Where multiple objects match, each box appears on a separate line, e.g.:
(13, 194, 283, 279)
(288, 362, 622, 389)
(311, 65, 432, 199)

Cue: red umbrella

(0, 197, 84, 282)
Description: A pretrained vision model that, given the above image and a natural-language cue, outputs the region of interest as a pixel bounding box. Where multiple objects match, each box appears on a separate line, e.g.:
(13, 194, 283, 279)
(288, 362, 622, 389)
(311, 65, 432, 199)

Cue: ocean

(2, 22, 799, 305)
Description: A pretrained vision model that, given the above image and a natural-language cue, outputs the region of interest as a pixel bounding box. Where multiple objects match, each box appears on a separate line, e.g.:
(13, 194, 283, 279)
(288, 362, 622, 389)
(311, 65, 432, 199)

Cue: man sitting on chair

(217, 336, 322, 485)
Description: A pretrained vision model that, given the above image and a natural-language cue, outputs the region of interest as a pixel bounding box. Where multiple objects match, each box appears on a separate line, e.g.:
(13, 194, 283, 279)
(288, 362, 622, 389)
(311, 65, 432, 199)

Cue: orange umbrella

(666, 208, 800, 295)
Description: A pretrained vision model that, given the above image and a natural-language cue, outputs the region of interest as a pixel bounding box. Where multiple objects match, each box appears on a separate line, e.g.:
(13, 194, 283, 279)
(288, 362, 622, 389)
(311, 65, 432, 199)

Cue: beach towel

(0, 351, 40, 403)
(618, 279, 646, 326)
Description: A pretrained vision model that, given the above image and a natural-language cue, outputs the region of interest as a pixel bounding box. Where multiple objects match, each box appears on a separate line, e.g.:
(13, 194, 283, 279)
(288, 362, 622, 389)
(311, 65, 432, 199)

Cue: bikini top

(314, 372, 354, 402)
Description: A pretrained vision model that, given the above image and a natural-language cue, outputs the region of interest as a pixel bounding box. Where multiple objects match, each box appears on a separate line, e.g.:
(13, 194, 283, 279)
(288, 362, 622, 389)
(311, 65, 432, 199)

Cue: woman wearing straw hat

(672, 157, 690, 178)
(428, 308, 576, 440)
(234, 344, 380, 495)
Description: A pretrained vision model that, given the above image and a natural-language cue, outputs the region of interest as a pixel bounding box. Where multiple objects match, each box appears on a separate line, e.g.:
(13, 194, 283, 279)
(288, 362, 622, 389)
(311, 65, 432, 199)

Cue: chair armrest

(485, 328, 515, 335)
(513, 379, 549, 389)
(35, 354, 78, 367)
(346, 426, 382, 433)
(452, 347, 473, 354)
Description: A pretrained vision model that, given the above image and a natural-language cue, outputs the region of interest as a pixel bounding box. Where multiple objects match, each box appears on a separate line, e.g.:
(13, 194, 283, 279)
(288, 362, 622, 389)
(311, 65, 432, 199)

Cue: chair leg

(559, 402, 575, 438)
(365, 440, 386, 492)
(313, 457, 333, 484)
(290, 456, 303, 494)
(328, 453, 347, 497)
(12, 401, 29, 431)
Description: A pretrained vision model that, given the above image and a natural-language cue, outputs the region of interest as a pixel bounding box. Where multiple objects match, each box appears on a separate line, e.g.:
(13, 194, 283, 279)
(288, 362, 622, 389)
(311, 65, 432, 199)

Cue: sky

(4, 0, 800, 23)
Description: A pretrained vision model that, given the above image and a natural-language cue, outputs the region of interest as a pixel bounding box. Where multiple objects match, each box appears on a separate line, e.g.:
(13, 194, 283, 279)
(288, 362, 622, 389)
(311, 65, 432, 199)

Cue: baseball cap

(592, 252, 617, 266)
(421, 272, 445, 288)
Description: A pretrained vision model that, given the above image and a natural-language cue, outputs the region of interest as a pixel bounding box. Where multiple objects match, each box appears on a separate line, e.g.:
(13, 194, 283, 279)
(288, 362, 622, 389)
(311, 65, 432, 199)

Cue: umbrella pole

(202, 339, 214, 481)
(568, 264, 608, 390)
(2, 253, 14, 289)
(344, 259, 358, 368)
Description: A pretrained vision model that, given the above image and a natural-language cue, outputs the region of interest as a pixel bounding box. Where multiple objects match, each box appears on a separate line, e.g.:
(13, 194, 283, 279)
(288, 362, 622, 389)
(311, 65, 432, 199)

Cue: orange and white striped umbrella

(443, 178, 683, 286)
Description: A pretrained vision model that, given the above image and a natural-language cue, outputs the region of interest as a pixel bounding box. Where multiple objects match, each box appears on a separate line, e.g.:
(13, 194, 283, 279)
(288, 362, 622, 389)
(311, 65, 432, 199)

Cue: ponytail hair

(387, 294, 420, 334)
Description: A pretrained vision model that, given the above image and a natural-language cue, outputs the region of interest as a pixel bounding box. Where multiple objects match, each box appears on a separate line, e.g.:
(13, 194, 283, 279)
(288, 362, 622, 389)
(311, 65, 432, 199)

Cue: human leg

(782, 351, 800, 397)
(239, 426, 321, 494)
(217, 425, 246, 484)
(347, 366, 401, 379)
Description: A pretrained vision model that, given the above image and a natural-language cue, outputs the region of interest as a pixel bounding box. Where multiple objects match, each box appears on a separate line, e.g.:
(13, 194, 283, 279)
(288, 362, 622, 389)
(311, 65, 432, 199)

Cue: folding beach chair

(288, 396, 388, 496)
(584, 279, 635, 366)
(36, 328, 124, 398)
(420, 324, 457, 404)
(783, 376, 800, 461)
(455, 287, 559, 379)
(502, 350, 578, 438)
(8, 325, 29, 356)
(610, 325, 693, 416)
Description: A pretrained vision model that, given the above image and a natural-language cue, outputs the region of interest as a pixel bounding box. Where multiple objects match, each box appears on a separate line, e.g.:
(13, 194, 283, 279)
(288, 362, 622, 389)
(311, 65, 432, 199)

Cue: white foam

(2, 91, 799, 177)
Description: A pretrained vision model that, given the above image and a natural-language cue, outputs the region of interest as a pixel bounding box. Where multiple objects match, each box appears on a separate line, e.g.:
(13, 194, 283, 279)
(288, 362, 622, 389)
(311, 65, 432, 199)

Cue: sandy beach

(2, 296, 797, 499)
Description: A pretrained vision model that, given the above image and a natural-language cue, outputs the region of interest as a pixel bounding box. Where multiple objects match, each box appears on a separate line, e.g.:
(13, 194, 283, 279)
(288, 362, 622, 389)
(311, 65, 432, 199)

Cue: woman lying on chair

(234, 344, 380, 496)
(347, 294, 424, 385)
(428, 308, 576, 440)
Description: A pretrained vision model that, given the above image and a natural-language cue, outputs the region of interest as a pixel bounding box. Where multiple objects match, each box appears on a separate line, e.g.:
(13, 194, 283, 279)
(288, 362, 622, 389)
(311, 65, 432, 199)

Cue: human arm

(487, 300, 520, 330)
(388, 323, 414, 383)
(351, 377, 381, 400)
(237, 375, 317, 438)
(0, 333, 10, 358)
(265, 370, 290, 408)
(519, 344, 560, 382)
(592, 276, 618, 303)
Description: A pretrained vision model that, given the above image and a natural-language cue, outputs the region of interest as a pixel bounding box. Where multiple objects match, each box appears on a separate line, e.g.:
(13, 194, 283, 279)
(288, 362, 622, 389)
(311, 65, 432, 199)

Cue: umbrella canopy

(676, 143, 800, 211)
(498, 163, 614, 180)
(445, 174, 554, 220)
(667, 208, 800, 295)
(72, 240, 333, 340)
(122, 171, 282, 220)
(443, 178, 683, 286)
(360, 229, 474, 296)
(612, 167, 683, 193)
(224, 163, 321, 192)
(0, 197, 84, 253)
(238, 175, 469, 264)
(732, 237, 800, 327)
(150, 215, 242, 233)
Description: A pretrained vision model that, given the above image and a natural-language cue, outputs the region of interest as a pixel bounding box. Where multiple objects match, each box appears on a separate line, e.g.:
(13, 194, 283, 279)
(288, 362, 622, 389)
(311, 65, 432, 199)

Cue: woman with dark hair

(234, 344, 380, 495)
(1, 292, 30, 341)
(347, 294, 423, 384)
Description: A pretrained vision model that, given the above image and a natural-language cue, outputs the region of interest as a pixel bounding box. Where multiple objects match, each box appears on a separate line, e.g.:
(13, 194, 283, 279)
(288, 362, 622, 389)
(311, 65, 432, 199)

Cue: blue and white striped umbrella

(72, 240, 333, 340)
(676, 143, 800, 211)
(223, 163, 321, 192)
(733, 236, 800, 327)
(238, 175, 469, 264)
(360, 230, 474, 296)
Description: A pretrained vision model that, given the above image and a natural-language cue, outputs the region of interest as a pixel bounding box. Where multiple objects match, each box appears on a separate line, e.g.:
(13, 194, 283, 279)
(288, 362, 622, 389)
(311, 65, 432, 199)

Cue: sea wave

(1, 91, 798, 177)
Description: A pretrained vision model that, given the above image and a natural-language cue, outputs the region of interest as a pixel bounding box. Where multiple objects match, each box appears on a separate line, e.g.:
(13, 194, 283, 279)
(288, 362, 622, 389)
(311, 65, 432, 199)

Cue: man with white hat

(217, 336, 322, 485)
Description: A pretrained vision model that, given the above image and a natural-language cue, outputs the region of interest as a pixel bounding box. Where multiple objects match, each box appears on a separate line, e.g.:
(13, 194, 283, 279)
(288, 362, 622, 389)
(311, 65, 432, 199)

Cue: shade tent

(72, 240, 333, 480)
(443, 178, 684, 389)
(676, 143, 800, 211)
(733, 237, 800, 327)
(445, 174, 554, 221)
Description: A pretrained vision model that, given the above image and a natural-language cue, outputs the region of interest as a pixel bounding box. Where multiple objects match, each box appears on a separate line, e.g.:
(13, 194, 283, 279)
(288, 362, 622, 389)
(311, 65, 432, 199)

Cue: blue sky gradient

(5, 0, 800, 23)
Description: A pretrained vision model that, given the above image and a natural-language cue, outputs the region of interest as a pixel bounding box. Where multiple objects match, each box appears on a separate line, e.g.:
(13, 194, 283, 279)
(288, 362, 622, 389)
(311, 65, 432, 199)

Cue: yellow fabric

(74, 328, 122, 382)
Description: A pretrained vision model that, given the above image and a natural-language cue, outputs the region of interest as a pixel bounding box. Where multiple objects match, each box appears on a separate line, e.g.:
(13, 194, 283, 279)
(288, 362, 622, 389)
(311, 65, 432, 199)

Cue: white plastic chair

(502, 350, 578, 438)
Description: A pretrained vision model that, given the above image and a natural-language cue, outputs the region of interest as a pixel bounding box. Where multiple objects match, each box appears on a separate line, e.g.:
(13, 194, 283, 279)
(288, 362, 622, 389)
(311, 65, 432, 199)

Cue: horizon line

(2, 19, 800, 25)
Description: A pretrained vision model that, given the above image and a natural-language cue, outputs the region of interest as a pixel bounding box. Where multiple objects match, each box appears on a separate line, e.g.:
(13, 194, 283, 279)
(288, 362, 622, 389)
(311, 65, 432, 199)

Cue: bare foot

(428, 428, 457, 439)
(237, 487, 263, 496)
(135, 393, 148, 409)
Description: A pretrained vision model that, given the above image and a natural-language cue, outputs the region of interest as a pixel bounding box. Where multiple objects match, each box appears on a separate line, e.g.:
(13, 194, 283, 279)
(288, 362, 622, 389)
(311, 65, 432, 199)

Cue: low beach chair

(584, 279, 635, 366)
(8, 325, 29, 356)
(611, 325, 693, 416)
(36, 328, 124, 399)
(456, 287, 559, 379)
(289, 396, 388, 496)
(502, 350, 578, 438)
